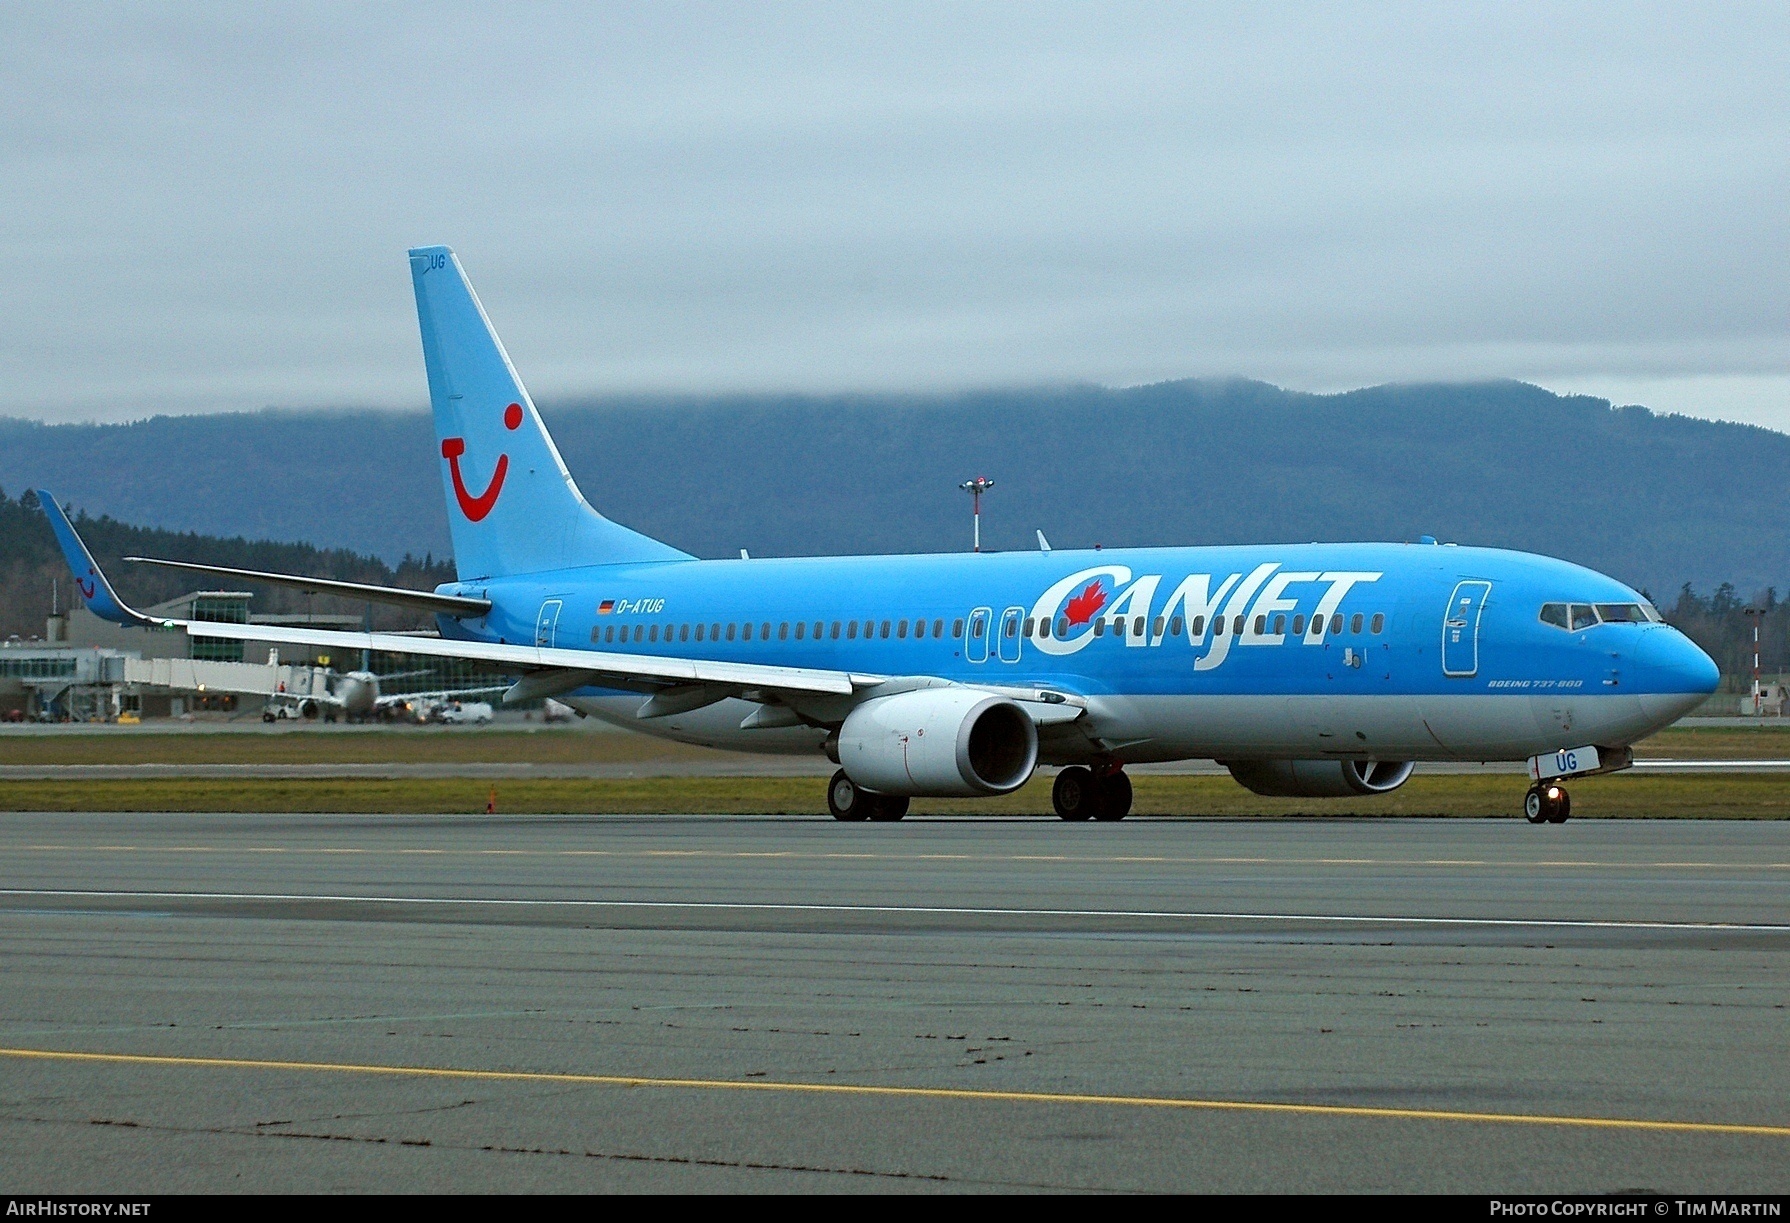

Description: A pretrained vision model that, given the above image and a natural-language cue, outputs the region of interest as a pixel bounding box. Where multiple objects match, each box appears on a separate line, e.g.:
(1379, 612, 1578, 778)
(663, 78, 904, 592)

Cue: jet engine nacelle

(838, 689, 1038, 797)
(1225, 758, 1416, 798)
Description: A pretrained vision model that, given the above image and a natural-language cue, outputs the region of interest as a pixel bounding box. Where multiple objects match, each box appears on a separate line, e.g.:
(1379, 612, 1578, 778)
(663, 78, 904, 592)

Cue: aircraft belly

(573, 687, 1664, 769)
(1529, 692, 1656, 748)
(1285, 695, 1434, 757)
(569, 694, 829, 756)
(1084, 695, 1443, 762)
(1422, 694, 1562, 758)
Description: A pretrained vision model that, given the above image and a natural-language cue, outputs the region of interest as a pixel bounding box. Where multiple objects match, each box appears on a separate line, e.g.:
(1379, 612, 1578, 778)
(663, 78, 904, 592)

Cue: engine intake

(1225, 758, 1415, 798)
(838, 689, 1038, 797)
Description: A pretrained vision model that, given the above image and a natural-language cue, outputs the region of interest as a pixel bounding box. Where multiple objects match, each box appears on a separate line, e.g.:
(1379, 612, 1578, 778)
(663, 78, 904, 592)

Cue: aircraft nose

(1620, 628, 1719, 731)
(1629, 627, 1719, 702)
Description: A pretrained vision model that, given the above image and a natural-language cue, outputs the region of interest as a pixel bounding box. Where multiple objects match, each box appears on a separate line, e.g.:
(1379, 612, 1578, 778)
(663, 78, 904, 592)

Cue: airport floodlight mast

(960, 476, 994, 552)
(1744, 606, 1764, 714)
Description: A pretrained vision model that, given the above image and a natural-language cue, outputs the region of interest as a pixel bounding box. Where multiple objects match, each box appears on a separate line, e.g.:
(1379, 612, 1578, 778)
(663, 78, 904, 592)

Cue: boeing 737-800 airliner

(40, 246, 1720, 823)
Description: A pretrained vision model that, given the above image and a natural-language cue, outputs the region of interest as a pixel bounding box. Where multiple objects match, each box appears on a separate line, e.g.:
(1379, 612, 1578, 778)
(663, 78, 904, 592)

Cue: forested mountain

(2, 376, 1786, 609)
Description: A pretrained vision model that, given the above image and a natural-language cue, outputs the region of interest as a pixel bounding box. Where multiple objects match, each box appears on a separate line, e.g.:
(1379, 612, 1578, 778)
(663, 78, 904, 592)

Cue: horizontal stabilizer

(123, 556, 491, 618)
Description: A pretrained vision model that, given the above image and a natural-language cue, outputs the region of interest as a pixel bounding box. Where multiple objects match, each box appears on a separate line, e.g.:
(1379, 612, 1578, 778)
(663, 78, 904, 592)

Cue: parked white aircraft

(263, 668, 503, 723)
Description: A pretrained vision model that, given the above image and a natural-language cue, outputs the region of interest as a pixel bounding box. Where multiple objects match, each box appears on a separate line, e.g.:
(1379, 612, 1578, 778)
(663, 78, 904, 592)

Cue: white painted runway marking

(1, 888, 1785, 933)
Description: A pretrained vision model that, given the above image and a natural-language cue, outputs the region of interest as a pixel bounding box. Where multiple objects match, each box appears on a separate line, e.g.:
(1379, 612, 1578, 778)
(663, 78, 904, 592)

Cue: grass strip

(2, 773, 1787, 817)
(0, 728, 712, 767)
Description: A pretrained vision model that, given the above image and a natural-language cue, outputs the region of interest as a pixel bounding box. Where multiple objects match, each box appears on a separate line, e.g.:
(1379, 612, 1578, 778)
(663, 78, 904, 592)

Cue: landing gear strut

(1053, 766, 1132, 822)
(1524, 782, 1571, 824)
(827, 770, 908, 822)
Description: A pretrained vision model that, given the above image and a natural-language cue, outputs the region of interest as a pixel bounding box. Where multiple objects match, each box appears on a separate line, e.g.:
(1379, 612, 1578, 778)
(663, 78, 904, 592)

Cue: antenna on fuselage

(1036, 530, 1051, 553)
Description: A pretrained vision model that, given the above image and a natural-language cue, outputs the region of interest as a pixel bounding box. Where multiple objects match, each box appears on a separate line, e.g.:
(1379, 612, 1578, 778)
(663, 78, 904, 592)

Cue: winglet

(35, 491, 153, 626)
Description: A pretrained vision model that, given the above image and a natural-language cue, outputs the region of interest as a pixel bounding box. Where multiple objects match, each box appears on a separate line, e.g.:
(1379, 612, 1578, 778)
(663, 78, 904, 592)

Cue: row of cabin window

(595, 618, 965, 646)
(592, 609, 1386, 647)
(1020, 611, 1385, 639)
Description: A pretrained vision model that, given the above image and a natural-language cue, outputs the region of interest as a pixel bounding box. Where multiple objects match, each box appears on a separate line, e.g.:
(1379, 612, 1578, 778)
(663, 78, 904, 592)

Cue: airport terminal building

(0, 590, 482, 721)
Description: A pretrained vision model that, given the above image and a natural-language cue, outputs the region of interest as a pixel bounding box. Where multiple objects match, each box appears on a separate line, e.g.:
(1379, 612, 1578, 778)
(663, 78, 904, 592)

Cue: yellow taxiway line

(3, 1046, 1786, 1138)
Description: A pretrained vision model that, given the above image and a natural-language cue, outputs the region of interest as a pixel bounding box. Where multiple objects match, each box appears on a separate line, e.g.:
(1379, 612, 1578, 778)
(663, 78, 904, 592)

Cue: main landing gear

(1524, 782, 1571, 824)
(828, 770, 909, 822)
(1053, 765, 1133, 822)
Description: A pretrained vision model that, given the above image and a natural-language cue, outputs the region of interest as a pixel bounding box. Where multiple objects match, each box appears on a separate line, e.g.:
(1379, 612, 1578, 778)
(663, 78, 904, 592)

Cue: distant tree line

(1658, 583, 1790, 690)
(0, 488, 454, 640)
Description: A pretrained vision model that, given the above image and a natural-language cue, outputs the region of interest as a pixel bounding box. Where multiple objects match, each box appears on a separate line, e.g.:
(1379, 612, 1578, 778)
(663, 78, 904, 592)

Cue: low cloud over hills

(2, 380, 1782, 598)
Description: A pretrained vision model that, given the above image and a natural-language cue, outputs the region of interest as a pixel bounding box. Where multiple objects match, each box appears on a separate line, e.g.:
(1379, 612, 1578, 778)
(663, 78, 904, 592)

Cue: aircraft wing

(186, 619, 867, 699)
(37, 490, 157, 627)
(372, 684, 508, 711)
(37, 488, 865, 701)
(122, 556, 491, 618)
(36, 491, 1084, 723)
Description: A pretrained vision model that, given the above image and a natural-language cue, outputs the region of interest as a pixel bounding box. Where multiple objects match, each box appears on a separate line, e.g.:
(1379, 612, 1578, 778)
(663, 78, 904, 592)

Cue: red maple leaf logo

(1064, 581, 1107, 626)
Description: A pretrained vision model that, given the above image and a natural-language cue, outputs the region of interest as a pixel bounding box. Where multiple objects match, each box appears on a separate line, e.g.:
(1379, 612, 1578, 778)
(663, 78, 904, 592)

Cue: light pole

(1744, 606, 1764, 714)
(960, 476, 994, 552)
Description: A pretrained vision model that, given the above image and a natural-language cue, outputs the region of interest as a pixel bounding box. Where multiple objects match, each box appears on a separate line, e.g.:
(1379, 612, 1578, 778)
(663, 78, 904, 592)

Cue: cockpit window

(1542, 600, 1666, 630)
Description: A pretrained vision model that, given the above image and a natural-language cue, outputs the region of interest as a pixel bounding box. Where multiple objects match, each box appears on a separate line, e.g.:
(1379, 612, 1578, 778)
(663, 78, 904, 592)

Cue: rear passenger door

(535, 599, 563, 649)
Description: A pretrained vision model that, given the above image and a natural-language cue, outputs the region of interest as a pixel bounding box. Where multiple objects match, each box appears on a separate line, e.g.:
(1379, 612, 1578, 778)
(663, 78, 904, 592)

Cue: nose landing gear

(1524, 782, 1571, 824)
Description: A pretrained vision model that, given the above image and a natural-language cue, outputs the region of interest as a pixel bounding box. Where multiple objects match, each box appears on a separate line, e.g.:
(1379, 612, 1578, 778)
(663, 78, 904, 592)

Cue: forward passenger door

(1442, 581, 1492, 677)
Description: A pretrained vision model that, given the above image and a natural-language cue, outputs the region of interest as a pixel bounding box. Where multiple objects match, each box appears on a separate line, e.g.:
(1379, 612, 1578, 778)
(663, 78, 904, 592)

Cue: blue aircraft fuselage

(438, 541, 1717, 764)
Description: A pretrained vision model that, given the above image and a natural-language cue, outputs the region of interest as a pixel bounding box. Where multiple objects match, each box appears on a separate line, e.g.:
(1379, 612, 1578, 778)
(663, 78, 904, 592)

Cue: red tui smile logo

(75, 569, 96, 601)
(441, 403, 525, 522)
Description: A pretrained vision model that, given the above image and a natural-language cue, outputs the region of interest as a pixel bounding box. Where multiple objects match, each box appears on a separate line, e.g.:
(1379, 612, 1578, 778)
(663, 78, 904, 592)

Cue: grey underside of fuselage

(569, 688, 1701, 766)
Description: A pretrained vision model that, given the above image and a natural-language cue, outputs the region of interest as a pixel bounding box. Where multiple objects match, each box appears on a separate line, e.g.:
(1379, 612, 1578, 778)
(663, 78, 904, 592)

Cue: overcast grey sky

(2, 3, 1785, 427)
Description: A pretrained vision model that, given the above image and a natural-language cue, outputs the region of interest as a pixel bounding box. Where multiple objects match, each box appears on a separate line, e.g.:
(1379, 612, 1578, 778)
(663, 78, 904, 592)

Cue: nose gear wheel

(1524, 783, 1570, 824)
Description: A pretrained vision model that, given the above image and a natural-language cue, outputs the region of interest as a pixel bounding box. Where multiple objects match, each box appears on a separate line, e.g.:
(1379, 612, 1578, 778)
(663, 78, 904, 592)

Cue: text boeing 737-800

(39, 246, 1720, 823)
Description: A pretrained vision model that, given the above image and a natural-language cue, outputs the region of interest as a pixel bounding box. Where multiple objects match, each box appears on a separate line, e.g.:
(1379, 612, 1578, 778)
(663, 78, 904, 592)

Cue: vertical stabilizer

(408, 246, 690, 579)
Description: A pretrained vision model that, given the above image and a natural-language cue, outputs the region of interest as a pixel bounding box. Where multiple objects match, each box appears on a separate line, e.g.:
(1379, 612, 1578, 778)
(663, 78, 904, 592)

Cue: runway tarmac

(0, 812, 1786, 1192)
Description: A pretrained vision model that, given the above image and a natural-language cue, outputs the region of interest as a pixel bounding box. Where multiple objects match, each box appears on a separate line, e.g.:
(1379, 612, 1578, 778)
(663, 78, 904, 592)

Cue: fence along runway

(0, 812, 1786, 1192)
